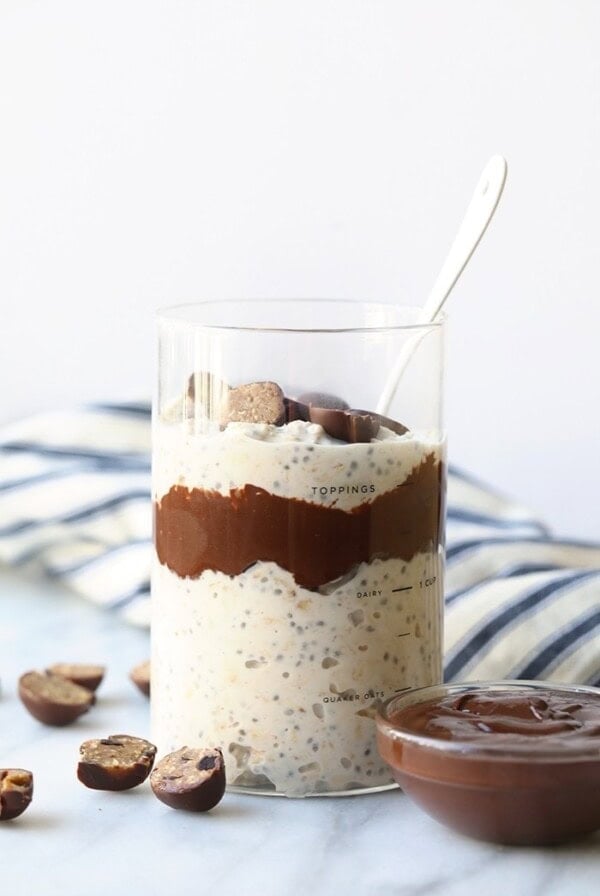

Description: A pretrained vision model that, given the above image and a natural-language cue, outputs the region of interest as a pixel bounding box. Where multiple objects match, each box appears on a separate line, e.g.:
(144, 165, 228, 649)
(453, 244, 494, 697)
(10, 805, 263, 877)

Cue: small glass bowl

(376, 680, 600, 846)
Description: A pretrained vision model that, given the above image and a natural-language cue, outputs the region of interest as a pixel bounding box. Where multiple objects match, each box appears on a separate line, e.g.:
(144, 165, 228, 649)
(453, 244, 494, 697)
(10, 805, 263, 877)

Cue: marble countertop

(1, 570, 599, 896)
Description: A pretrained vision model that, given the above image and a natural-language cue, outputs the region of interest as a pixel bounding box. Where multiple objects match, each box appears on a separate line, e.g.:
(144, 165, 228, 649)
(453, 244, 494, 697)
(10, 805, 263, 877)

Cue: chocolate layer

(154, 454, 444, 590)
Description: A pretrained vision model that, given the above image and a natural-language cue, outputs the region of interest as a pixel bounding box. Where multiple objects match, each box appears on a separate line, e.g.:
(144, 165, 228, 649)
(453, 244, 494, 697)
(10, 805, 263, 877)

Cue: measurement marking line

(392, 586, 413, 592)
(397, 632, 411, 638)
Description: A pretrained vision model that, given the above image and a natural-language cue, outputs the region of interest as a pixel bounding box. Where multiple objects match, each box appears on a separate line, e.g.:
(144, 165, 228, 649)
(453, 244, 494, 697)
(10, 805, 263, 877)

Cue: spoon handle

(420, 155, 507, 324)
(376, 155, 507, 416)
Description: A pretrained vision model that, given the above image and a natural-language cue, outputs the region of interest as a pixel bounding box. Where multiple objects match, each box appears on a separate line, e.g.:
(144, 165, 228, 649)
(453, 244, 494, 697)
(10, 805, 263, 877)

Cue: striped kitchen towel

(1, 404, 599, 685)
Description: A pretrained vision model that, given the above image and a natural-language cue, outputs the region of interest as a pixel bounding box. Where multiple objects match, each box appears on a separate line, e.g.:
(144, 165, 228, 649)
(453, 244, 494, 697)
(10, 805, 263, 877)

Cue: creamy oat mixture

(151, 418, 444, 796)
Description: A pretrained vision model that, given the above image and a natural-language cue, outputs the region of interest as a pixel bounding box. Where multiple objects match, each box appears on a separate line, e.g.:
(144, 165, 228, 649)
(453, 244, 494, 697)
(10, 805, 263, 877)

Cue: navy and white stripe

(1, 405, 599, 685)
(0, 406, 152, 626)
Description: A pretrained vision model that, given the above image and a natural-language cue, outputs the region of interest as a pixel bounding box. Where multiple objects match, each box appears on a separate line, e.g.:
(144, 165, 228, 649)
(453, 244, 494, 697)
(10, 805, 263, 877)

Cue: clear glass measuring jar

(151, 299, 446, 796)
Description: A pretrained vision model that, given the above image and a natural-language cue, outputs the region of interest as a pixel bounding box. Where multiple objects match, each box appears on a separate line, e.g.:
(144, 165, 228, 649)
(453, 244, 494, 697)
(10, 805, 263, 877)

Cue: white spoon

(376, 155, 508, 415)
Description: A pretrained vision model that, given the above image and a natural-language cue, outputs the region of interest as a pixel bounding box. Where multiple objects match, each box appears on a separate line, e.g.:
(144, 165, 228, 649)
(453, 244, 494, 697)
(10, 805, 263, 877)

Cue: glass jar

(152, 300, 446, 796)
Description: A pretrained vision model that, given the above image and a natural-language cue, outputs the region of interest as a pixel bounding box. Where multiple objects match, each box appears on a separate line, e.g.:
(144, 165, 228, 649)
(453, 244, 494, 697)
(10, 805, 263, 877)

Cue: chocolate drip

(154, 455, 444, 590)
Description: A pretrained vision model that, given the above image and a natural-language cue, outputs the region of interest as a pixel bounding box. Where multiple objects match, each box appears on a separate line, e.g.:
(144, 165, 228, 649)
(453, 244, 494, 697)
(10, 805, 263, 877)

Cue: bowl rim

(376, 680, 600, 763)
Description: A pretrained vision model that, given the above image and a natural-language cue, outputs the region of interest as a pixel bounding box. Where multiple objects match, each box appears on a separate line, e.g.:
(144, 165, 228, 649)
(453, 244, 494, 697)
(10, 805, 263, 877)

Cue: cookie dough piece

(220, 382, 285, 426)
(130, 660, 150, 697)
(150, 747, 225, 812)
(18, 671, 94, 726)
(47, 663, 105, 692)
(0, 769, 33, 821)
(78, 735, 157, 791)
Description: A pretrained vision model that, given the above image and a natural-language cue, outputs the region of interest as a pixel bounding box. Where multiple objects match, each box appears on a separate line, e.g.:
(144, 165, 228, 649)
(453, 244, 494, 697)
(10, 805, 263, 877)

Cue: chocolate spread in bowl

(396, 690, 600, 745)
(376, 683, 600, 845)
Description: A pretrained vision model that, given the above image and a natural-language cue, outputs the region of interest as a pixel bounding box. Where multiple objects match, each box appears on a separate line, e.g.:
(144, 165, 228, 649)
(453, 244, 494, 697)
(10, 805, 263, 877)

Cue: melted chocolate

(377, 686, 600, 845)
(392, 690, 600, 747)
(154, 454, 444, 590)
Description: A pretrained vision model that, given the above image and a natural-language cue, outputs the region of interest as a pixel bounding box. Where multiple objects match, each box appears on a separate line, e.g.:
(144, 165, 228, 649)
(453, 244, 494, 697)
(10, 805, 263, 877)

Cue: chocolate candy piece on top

(283, 391, 340, 432)
(46, 663, 105, 693)
(303, 399, 409, 443)
(283, 396, 306, 422)
(221, 381, 285, 426)
(18, 671, 94, 726)
(0, 769, 33, 821)
(186, 371, 230, 419)
(150, 747, 226, 812)
(353, 410, 409, 437)
(130, 660, 150, 697)
(286, 391, 349, 424)
(288, 391, 407, 443)
(308, 407, 379, 443)
(297, 392, 349, 411)
(78, 735, 157, 791)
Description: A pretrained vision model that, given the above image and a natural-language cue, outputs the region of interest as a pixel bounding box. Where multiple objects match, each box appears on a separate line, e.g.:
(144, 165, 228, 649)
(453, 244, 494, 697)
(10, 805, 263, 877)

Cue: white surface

(1, 2, 600, 539)
(1, 569, 600, 896)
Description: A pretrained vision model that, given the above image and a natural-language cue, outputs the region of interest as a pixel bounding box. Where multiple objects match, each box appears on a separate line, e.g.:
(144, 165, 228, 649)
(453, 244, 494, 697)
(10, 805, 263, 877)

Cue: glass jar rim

(156, 298, 445, 335)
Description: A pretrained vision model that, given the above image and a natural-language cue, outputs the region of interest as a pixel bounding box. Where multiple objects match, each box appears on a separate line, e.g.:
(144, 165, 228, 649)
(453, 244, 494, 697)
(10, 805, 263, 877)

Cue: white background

(1, 0, 599, 538)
